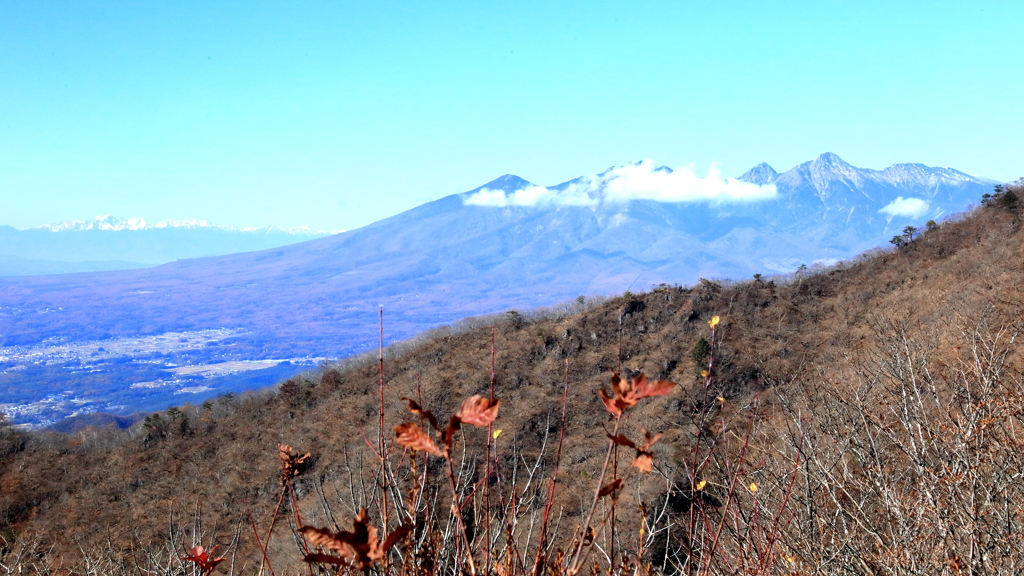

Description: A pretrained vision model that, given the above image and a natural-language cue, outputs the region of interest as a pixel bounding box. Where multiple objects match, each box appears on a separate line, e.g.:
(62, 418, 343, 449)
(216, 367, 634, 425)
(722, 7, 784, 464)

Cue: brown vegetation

(2, 198, 1024, 575)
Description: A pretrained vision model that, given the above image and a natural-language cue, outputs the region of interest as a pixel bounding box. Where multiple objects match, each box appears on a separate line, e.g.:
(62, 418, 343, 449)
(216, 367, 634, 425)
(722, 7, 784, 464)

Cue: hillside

(0, 154, 996, 427)
(2, 188, 1022, 574)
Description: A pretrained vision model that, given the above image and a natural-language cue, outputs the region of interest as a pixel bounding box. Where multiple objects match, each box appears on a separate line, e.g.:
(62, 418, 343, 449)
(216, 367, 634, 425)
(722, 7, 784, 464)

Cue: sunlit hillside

(1, 182, 1023, 575)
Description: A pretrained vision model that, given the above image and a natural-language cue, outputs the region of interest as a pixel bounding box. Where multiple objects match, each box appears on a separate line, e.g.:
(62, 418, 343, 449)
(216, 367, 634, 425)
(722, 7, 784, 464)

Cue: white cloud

(463, 184, 596, 208)
(462, 160, 777, 208)
(879, 197, 930, 218)
(603, 161, 776, 203)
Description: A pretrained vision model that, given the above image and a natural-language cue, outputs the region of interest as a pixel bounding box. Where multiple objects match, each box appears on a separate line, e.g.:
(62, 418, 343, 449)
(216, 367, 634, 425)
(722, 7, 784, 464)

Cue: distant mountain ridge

(34, 214, 337, 235)
(0, 217, 336, 276)
(0, 153, 1000, 423)
(730, 153, 994, 252)
(746, 153, 987, 202)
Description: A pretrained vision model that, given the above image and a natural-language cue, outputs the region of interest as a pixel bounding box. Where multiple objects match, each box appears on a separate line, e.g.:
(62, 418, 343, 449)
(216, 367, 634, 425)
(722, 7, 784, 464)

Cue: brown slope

(1, 201, 1023, 572)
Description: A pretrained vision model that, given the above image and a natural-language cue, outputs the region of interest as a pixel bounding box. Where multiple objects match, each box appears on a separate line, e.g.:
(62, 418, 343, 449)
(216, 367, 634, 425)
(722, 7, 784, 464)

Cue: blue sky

(2, 0, 1021, 231)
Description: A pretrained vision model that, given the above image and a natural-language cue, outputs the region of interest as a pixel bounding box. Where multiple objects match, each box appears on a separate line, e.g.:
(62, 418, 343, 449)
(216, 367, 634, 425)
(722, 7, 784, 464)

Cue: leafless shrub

(774, 312, 1024, 575)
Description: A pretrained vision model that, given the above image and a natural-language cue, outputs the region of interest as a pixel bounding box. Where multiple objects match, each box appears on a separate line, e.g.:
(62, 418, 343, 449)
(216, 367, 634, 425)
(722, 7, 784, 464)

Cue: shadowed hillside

(2, 185, 1023, 575)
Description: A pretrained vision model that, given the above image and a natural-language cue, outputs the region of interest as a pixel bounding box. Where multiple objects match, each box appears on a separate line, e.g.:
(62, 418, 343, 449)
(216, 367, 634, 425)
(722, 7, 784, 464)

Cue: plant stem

(485, 326, 495, 575)
(532, 359, 571, 576)
(566, 415, 623, 576)
(446, 455, 479, 576)
(379, 307, 389, 536)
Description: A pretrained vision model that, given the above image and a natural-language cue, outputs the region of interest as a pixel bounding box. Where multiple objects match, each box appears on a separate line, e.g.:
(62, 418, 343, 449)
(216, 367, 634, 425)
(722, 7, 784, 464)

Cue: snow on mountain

(737, 163, 779, 185)
(751, 152, 994, 200)
(729, 153, 995, 250)
(465, 160, 777, 208)
(35, 214, 337, 235)
(1, 217, 338, 276)
(39, 215, 151, 232)
(0, 153, 999, 417)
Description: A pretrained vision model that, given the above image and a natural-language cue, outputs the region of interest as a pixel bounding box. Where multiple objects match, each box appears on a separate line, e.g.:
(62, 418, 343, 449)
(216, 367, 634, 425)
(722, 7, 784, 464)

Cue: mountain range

(0, 153, 998, 424)
(4, 183, 1024, 572)
(0, 215, 334, 276)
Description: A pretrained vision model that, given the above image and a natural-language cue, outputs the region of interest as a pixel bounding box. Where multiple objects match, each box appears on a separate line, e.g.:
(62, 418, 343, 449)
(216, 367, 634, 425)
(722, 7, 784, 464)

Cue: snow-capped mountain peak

(879, 163, 988, 188)
(738, 162, 778, 185)
(34, 215, 336, 235)
(39, 215, 151, 232)
(746, 153, 996, 206)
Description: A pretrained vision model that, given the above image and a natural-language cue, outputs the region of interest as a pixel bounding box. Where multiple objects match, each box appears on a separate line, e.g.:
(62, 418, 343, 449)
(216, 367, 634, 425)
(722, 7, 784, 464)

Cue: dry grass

(3, 200, 1024, 575)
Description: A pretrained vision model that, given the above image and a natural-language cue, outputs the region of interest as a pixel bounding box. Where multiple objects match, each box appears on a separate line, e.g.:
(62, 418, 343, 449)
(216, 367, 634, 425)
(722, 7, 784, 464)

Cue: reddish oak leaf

(638, 429, 663, 452)
(278, 444, 311, 484)
(632, 453, 654, 474)
(301, 510, 413, 572)
(631, 375, 675, 401)
(443, 415, 462, 450)
(612, 428, 663, 474)
(607, 433, 637, 449)
(598, 479, 624, 499)
(381, 523, 416, 555)
(456, 395, 500, 426)
(598, 391, 625, 416)
(183, 545, 227, 575)
(631, 428, 663, 473)
(400, 397, 439, 431)
(598, 374, 633, 417)
(300, 509, 378, 570)
(598, 373, 676, 418)
(394, 422, 445, 458)
(303, 552, 351, 566)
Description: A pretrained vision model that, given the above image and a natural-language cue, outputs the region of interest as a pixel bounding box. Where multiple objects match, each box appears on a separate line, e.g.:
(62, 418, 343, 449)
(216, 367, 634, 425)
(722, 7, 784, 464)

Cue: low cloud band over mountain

(464, 161, 778, 207)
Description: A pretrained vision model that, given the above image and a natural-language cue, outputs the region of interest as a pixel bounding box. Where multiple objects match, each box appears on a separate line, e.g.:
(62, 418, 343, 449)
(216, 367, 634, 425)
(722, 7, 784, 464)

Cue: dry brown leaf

(302, 514, 378, 569)
(381, 523, 415, 554)
(278, 444, 311, 484)
(598, 388, 629, 417)
(301, 509, 414, 571)
(456, 395, 500, 426)
(394, 422, 445, 458)
(598, 373, 676, 417)
(607, 433, 637, 449)
(443, 415, 462, 450)
(400, 397, 439, 431)
(183, 545, 227, 576)
(638, 429, 662, 451)
(610, 428, 662, 474)
(631, 453, 654, 474)
(631, 375, 676, 400)
(303, 552, 350, 566)
(598, 479, 624, 499)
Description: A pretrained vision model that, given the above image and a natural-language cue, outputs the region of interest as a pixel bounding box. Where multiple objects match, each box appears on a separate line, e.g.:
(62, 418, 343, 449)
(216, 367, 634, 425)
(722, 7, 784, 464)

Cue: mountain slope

(2, 194, 1023, 572)
(0, 155, 997, 424)
(734, 152, 992, 249)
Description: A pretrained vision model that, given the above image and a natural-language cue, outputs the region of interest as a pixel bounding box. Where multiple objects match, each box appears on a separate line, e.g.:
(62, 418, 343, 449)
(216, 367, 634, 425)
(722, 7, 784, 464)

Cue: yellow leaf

(749, 482, 758, 493)
(717, 396, 725, 404)
(700, 370, 709, 378)
(493, 429, 502, 440)
(708, 316, 720, 328)
(696, 480, 707, 491)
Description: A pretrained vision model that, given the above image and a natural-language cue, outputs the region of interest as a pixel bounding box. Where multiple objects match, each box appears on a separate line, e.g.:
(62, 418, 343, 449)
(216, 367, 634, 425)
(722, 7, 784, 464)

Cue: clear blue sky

(2, 0, 1021, 231)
